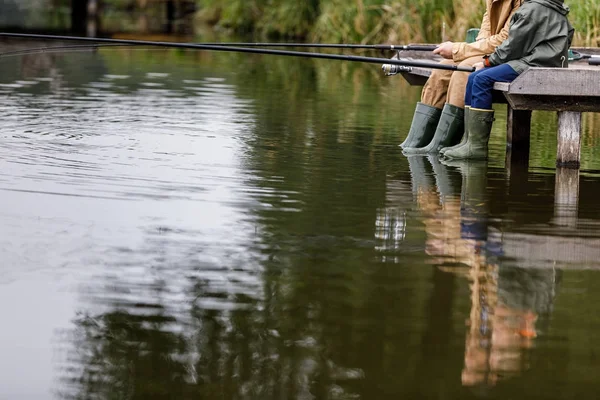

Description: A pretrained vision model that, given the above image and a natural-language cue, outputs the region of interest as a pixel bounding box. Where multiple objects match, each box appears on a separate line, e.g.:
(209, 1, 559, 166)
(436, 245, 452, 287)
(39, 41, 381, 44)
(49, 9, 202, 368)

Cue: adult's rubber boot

(443, 108, 495, 160)
(399, 102, 442, 149)
(439, 106, 470, 156)
(404, 103, 464, 155)
(407, 155, 434, 198)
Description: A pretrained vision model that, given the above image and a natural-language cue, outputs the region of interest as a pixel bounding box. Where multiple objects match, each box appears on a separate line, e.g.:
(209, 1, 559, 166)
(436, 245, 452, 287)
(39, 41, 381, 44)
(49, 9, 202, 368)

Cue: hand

(473, 62, 485, 71)
(433, 41, 454, 59)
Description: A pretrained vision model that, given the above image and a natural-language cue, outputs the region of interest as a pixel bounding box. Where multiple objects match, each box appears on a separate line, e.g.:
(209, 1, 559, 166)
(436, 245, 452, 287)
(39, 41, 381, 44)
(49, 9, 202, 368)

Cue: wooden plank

(556, 111, 582, 168)
(493, 82, 510, 92)
(502, 94, 600, 112)
(509, 68, 600, 96)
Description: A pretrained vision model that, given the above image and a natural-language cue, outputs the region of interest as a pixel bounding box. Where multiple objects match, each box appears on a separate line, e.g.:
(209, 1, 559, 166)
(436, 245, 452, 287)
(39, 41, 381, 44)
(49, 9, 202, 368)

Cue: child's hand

(473, 62, 485, 71)
(433, 42, 454, 59)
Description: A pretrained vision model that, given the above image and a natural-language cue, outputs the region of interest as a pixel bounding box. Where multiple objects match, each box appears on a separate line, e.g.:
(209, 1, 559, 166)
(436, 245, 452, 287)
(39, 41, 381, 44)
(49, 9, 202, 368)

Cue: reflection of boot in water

(407, 155, 435, 202)
(407, 155, 434, 195)
(424, 156, 463, 262)
(427, 155, 461, 203)
(443, 159, 489, 242)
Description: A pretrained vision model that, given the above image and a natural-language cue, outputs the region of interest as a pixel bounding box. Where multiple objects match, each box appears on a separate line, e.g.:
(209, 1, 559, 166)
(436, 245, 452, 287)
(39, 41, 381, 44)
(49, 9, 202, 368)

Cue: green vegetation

(12, 0, 599, 46)
(195, 0, 600, 46)
(0, 0, 596, 46)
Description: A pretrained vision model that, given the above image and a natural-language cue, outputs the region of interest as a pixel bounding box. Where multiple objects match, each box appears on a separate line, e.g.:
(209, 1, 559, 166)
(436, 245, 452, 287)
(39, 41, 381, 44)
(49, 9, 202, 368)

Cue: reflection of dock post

(554, 167, 579, 227)
(556, 111, 582, 169)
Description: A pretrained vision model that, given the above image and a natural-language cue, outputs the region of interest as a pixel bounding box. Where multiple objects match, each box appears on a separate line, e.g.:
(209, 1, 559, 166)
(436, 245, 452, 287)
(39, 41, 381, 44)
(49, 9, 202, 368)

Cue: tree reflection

(68, 310, 190, 398)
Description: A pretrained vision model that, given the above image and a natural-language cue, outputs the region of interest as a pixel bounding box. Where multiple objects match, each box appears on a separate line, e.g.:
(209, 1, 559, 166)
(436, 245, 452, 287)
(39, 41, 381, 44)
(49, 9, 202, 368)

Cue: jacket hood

(527, 0, 570, 15)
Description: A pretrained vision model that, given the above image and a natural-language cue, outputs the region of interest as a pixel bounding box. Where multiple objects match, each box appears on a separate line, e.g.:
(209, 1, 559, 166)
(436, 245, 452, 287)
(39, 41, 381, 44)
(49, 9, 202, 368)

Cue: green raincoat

(488, 0, 575, 73)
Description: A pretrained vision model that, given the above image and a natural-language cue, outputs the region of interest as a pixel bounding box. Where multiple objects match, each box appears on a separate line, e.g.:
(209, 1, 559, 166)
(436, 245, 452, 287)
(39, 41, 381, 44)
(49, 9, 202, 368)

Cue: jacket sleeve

(477, 10, 492, 40)
(568, 22, 575, 47)
(451, 1, 519, 62)
(488, 8, 535, 66)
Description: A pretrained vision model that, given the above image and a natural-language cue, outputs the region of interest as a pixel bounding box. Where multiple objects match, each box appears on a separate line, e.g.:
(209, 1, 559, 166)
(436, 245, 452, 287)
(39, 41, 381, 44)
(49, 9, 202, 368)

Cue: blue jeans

(465, 64, 519, 109)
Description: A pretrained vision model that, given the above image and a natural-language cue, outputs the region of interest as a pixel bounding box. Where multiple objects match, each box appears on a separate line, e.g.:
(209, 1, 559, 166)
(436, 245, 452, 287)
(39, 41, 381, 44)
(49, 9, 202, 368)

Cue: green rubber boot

(399, 102, 442, 149)
(404, 103, 464, 155)
(443, 108, 495, 160)
(439, 106, 470, 156)
(441, 159, 489, 240)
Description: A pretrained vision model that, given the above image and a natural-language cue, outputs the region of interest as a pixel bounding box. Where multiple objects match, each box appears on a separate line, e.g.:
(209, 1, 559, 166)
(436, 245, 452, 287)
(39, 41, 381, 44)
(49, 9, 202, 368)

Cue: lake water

(1, 41, 600, 399)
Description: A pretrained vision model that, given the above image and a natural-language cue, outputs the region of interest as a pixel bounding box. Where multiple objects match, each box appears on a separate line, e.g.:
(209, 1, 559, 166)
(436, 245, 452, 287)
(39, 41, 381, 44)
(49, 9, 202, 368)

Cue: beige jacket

(452, 0, 523, 62)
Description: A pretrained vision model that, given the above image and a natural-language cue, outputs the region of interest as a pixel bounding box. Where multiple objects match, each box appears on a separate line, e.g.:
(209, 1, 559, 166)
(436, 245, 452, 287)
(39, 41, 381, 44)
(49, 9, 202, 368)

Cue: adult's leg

(400, 59, 455, 148)
(446, 56, 485, 108)
(421, 59, 455, 108)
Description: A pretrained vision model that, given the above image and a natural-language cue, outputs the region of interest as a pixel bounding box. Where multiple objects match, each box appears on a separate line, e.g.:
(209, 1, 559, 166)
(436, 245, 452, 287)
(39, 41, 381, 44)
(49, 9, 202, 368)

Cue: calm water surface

(1, 43, 600, 399)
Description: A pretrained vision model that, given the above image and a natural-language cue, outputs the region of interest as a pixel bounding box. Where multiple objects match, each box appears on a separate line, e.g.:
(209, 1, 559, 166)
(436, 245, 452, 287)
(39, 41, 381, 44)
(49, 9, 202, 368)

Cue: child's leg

(464, 69, 487, 107)
(444, 65, 518, 160)
(471, 64, 519, 110)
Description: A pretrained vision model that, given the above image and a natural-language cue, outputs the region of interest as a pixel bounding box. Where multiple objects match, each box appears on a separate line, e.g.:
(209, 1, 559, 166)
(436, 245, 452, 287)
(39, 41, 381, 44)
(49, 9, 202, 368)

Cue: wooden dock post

(556, 111, 582, 168)
(505, 106, 532, 175)
(554, 167, 579, 227)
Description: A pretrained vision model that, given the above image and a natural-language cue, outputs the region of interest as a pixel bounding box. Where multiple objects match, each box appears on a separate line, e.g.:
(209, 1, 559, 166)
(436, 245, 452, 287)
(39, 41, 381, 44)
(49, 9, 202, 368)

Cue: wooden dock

(396, 47, 600, 170)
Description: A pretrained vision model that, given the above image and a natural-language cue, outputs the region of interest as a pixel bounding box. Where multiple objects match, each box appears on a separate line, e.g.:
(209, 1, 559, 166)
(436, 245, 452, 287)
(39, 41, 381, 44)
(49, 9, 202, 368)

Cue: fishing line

(0, 44, 128, 58)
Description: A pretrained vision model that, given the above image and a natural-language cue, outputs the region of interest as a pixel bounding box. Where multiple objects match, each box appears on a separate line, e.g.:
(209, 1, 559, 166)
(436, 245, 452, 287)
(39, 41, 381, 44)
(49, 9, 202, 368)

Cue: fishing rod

(0, 33, 474, 73)
(177, 43, 439, 51)
(569, 50, 600, 65)
(0, 35, 439, 52)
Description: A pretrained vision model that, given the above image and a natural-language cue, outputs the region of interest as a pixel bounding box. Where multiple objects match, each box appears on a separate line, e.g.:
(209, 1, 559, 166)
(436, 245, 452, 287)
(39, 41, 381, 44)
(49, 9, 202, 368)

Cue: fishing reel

(381, 63, 413, 76)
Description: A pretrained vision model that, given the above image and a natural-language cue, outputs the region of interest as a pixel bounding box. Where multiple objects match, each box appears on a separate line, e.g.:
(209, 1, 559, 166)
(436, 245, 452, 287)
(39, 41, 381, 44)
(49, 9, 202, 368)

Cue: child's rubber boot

(443, 108, 494, 160)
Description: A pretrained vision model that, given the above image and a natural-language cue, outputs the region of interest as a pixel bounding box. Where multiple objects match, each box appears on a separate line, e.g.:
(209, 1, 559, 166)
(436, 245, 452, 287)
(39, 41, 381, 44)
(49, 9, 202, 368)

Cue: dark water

(1, 43, 600, 399)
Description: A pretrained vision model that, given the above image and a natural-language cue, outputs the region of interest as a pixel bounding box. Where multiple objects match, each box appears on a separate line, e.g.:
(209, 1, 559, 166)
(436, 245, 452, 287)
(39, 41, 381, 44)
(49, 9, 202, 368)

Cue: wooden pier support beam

(506, 107, 532, 148)
(505, 107, 531, 176)
(554, 167, 579, 227)
(556, 111, 582, 168)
